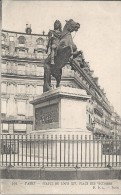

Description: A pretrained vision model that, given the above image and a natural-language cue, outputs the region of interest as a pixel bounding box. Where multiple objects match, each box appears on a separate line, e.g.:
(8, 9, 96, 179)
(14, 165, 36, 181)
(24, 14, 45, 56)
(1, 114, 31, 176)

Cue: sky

(2, 0, 121, 116)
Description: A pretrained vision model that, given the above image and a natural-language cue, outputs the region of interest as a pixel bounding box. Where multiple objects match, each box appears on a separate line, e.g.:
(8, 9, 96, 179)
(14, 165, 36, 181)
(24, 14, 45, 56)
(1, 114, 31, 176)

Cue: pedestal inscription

(35, 103, 59, 130)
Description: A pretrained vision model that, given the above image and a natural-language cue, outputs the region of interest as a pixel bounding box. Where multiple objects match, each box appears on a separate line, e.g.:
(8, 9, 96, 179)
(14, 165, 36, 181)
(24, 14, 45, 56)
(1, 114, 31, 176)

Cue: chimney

(25, 24, 32, 34)
(85, 62, 90, 68)
(93, 77, 98, 85)
(42, 30, 45, 35)
(101, 88, 105, 93)
(90, 70, 94, 76)
(110, 105, 114, 112)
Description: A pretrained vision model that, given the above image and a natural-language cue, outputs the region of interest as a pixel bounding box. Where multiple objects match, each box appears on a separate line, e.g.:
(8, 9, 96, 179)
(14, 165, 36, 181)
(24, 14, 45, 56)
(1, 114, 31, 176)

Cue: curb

(1, 167, 121, 180)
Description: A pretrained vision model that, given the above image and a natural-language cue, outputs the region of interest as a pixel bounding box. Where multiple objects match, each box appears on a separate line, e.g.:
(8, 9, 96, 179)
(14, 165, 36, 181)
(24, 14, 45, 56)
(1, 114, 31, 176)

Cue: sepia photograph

(1, 0, 121, 194)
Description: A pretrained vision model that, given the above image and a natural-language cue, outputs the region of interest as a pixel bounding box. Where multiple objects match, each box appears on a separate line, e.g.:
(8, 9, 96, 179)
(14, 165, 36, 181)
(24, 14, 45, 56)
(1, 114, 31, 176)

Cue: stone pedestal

(30, 86, 91, 136)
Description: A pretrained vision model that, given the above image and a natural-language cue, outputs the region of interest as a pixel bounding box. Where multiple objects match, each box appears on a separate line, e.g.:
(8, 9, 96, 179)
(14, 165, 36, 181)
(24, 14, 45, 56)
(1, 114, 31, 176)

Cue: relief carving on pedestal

(35, 104, 59, 130)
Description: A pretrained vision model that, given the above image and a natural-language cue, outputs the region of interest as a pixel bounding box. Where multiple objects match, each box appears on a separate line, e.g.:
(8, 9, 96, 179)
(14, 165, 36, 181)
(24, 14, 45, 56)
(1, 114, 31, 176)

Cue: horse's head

(64, 19, 80, 33)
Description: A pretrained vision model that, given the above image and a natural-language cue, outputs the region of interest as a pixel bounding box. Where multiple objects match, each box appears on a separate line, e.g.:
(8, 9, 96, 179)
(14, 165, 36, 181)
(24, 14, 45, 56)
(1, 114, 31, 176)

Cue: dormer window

(18, 36, 26, 44)
(15, 36, 28, 56)
(36, 38, 45, 50)
(2, 33, 6, 44)
(36, 38, 44, 45)
(9, 36, 14, 42)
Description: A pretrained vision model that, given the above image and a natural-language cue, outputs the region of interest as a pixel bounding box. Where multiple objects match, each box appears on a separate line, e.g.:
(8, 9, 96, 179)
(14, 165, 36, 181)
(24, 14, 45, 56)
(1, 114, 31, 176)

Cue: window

(28, 103, 33, 116)
(30, 85, 34, 94)
(11, 63, 17, 74)
(17, 101, 26, 115)
(9, 83, 15, 94)
(1, 83, 7, 94)
(18, 64, 25, 74)
(36, 85, 43, 95)
(14, 124, 26, 131)
(1, 100, 7, 114)
(18, 36, 26, 44)
(40, 67, 44, 76)
(19, 50, 25, 58)
(36, 51, 43, 59)
(2, 39, 5, 44)
(8, 99, 15, 116)
(25, 64, 30, 75)
(2, 34, 6, 44)
(1, 63, 7, 73)
(36, 38, 45, 49)
(27, 84, 34, 95)
(9, 36, 14, 42)
(30, 64, 35, 75)
(36, 66, 41, 76)
(36, 66, 44, 76)
(89, 114, 91, 124)
(36, 38, 44, 45)
(27, 124, 33, 132)
(18, 84, 26, 94)
(2, 123, 9, 131)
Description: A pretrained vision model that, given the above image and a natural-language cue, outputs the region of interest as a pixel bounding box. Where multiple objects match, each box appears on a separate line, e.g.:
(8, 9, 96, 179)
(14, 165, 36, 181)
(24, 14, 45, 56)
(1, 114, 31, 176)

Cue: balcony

(1, 115, 33, 124)
(2, 52, 46, 61)
(1, 41, 9, 49)
(15, 94, 29, 100)
(94, 117, 102, 124)
(102, 101, 111, 114)
(103, 122, 110, 129)
(94, 105, 103, 117)
(1, 113, 6, 119)
(1, 68, 44, 77)
(94, 127, 111, 136)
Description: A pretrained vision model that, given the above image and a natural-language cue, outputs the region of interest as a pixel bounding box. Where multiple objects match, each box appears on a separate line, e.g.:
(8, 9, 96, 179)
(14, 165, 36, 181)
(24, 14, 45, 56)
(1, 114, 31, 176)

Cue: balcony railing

(1, 113, 6, 118)
(2, 52, 47, 60)
(1, 69, 44, 77)
(94, 105, 103, 117)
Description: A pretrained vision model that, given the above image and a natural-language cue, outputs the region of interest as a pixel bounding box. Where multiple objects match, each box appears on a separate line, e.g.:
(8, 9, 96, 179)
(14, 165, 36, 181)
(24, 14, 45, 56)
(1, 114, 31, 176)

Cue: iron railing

(1, 134, 121, 168)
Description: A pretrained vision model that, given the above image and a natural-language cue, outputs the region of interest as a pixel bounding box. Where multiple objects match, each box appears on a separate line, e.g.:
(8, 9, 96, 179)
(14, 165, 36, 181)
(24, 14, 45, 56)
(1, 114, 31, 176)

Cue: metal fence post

(68, 135, 70, 167)
(42, 135, 45, 168)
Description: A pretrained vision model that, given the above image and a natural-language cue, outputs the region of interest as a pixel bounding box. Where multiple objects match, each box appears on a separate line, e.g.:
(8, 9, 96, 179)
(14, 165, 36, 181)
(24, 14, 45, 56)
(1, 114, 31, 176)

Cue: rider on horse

(44, 19, 83, 92)
(46, 20, 62, 65)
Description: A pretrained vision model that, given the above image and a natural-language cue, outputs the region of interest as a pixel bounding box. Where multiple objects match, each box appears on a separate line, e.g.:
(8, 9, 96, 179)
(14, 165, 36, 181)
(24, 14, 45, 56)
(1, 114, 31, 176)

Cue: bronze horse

(43, 19, 81, 92)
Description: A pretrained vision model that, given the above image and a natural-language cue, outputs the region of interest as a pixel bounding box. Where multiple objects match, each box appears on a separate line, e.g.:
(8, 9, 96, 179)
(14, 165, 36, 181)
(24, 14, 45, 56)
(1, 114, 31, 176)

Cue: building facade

(1, 26, 121, 135)
(111, 110, 121, 138)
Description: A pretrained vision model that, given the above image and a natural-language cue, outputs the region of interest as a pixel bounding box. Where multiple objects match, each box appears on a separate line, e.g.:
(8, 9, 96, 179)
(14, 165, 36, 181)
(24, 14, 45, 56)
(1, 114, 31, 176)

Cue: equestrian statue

(44, 19, 84, 92)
